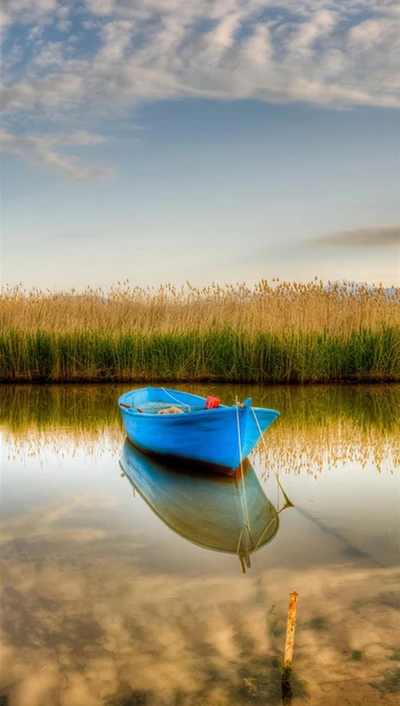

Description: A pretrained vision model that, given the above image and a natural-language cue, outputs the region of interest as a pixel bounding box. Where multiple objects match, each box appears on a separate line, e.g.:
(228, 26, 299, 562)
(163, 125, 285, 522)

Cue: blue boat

(120, 439, 292, 572)
(118, 387, 280, 474)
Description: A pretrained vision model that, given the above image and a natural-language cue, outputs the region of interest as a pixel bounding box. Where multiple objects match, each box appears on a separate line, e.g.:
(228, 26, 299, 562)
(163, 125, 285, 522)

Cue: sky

(1, 0, 399, 291)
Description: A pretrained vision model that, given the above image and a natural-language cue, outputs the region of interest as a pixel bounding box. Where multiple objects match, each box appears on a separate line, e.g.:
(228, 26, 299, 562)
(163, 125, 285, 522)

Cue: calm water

(1, 384, 399, 706)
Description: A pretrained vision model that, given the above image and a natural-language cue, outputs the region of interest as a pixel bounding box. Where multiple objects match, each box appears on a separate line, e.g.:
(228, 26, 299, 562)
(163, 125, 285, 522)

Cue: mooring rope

(233, 404, 293, 566)
(236, 526, 248, 555)
(250, 406, 293, 511)
(235, 398, 251, 534)
(253, 515, 279, 551)
(236, 525, 251, 574)
(161, 387, 191, 411)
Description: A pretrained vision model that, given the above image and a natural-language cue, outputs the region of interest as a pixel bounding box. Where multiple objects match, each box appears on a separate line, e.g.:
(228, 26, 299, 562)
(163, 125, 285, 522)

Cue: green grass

(300, 616, 329, 631)
(351, 650, 363, 661)
(0, 326, 399, 383)
(371, 668, 400, 694)
(389, 648, 400, 661)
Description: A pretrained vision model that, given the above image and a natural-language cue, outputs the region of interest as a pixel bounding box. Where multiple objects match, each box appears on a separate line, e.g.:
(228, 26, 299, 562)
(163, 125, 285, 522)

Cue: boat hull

(118, 387, 279, 472)
(125, 444, 241, 476)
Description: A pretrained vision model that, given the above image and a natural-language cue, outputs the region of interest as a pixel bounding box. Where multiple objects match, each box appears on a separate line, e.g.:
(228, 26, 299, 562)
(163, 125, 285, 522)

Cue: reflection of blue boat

(120, 439, 292, 572)
(118, 387, 279, 474)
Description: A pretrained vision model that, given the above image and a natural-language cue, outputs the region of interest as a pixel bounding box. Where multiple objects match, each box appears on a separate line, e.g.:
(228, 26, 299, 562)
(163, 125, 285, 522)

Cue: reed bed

(1, 280, 399, 382)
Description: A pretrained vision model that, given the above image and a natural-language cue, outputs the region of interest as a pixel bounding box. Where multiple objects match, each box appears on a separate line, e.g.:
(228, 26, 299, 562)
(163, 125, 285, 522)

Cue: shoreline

(1, 377, 400, 384)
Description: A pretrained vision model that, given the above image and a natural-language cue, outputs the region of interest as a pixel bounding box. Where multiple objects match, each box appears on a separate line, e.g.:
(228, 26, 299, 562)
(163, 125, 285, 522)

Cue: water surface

(1, 384, 399, 706)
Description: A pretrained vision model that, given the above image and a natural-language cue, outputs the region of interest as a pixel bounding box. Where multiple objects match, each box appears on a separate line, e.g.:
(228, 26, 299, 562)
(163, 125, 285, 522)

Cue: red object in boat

(205, 396, 220, 409)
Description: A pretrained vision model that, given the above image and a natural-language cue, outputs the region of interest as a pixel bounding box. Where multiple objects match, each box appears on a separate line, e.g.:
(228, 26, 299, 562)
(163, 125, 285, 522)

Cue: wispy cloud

(0, 129, 112, 180)
(2, 1, 399, 113)
(1, 1, 399, 174)
(312, 226, 399, 248)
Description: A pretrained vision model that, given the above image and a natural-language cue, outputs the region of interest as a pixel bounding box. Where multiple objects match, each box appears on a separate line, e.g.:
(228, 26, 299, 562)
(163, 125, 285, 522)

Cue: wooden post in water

(281, 591, 299, 705)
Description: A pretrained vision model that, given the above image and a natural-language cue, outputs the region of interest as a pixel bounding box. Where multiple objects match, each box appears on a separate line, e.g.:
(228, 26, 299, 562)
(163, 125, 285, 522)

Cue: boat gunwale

(118, 388, 280, 419)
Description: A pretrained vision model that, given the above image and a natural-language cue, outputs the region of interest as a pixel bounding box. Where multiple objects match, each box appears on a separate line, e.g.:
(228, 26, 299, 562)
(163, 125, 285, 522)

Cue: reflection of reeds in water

(2, 383, 399, 432)
(1, 281, 399, 382)
(1, 384, 398, 473)
(256, 422, 399, 477)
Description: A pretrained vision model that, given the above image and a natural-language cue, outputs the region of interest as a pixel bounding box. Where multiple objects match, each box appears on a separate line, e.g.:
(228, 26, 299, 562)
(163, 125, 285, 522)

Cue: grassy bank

(1, 281, 399, 382)
(1, 327, 399, 382)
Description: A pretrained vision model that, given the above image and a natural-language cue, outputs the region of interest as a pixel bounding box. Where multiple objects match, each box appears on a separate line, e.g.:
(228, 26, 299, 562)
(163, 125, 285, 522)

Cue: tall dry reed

(1, 280, 399, 382)
(1, 279, 399, 335)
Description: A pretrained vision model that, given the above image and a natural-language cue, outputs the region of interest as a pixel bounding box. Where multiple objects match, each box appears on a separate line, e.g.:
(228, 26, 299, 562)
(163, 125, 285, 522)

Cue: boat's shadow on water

(119, 438, 294, 574)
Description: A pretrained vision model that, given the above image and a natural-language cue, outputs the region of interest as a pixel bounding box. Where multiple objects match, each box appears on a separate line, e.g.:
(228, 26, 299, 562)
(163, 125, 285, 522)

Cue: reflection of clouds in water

(1, 499, 399, 706)
(1, 494, 115, 543)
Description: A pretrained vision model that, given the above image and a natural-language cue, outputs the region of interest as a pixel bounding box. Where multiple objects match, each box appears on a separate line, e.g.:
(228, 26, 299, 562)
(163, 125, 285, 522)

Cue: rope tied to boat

(233, 402, 293, 572)
(250, 406, 293, 512)
(161, 388, 191, 411)
(235, 398, 251, 535)
(236, 525, 252, 573)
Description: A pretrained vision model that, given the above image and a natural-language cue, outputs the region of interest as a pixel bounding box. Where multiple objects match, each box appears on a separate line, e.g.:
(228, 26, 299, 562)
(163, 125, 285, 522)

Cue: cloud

(1, 0, 59, 29)
(1, 1, 399, 175)
(289, 9, 338, 58)
(312, 226, 399, 248)
(1, 1, 399, 114)
(0, 130, 112, 180)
